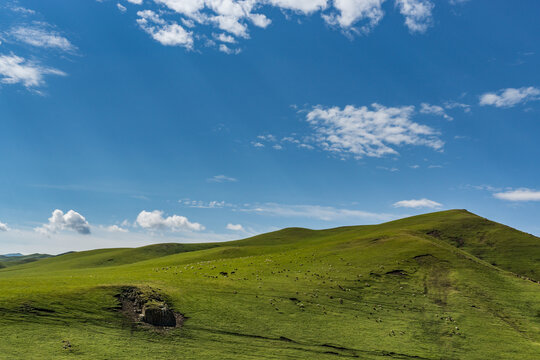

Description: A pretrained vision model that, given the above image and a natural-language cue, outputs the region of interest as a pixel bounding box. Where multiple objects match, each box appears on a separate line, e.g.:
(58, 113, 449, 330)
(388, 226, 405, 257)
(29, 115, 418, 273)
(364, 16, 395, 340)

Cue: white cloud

(35, 209, 91, 235)
(395, 0, 433, 33)
(116, 0, 450, 51)
(268, 0, 328, 14)
(8, 25, 75, 52)
(117, 3, 127, 12)
(219, 43, 241, 54)
(323, 0, 384, 33)
(393, 198, 442, 208)
(0, 222, 9, 232)
(242, 203, 393, 221)
(306, 103, 443, 158)
(179, 199, 230, 208)
(127, 0, 143, 4)
(226, 223, 244, 231)
(106, 225, 129, 232)
(8, 5, 36, 15)
(479, 87, 540, 108)
(493, 189, 540, 202)
(207, 174, 237, 183)
(0, 54, 66, 88)
(215, 32, 236, 43)
(444, 101, 471, 113)
(137, 10, 194, 48)
(420, 103, 453, 121)
(136, 210, 204, 231)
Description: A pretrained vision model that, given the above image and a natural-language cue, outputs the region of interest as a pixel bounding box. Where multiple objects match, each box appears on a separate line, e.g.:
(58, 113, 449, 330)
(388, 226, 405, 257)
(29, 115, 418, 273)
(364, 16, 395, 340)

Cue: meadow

(1, 210, 539, 359)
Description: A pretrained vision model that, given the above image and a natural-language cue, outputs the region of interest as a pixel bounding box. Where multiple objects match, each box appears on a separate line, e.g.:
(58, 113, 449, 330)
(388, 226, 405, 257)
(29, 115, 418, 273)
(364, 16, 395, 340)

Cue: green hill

(0, 210, 539, 359)
(0, 253, 52, 268)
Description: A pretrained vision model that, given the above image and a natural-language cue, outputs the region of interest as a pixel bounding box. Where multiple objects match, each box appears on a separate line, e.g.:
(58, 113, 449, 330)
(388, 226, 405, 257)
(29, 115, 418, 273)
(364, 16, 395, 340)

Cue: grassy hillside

(0, 210, 539, 359)
(0, 253, 52, 268)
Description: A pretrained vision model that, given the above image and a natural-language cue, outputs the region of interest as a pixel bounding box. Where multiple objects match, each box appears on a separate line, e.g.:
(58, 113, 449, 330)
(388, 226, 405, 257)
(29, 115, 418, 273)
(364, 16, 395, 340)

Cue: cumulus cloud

(493, 189, 540, 202)
(112, 0, 448, 51)
(226, 223, 244, 231)
(207, 174, 237, 183)
(479, 87, 540, 108)
(35, 209, 91, 235)
(393, 198, 442, 208)
(117, 3, 127, 12)
(0, 222, 9, 232)
(137, 10, 194, 48)
(127, 0, 143, 4)
(323, 0, 385, 33)
(0, 54, 66, 88)
(306, 103, 443, 158)
(136, 210, 204, 231)
(420, 103, 453, 121)
(7, 25, 75, 52)
(242, 203, 393, 221)
(395, 0, 433, 33)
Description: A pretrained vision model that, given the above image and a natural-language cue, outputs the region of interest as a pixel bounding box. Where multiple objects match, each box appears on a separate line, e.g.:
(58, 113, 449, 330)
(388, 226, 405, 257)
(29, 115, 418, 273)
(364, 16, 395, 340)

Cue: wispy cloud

(241, 203, 394, 222)
(207, 175, 238, 183)
(393, 198, 442, 208)
(0, 54, 66, 88)
(179, 199, 231, 208)
(420, 103, 453, 121)
(7, 24, 75, 52)
(479, 86, 540, 108)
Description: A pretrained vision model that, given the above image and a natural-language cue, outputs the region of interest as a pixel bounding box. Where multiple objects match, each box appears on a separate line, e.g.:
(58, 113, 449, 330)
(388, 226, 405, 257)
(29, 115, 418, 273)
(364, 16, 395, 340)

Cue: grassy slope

(0, 210, 539, 359)
(0, 253, 52, 268)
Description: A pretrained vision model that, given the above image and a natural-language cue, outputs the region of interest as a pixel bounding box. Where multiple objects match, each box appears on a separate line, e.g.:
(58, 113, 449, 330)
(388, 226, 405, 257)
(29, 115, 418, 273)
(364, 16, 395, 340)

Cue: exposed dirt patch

(115, 286, 183, 330)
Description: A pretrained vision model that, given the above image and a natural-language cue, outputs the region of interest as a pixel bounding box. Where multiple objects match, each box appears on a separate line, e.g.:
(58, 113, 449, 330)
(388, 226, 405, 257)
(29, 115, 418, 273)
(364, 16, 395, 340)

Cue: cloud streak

(242, 203, 394, 221)
(494, 189, 540, 202)
(393, 198, 442, 208)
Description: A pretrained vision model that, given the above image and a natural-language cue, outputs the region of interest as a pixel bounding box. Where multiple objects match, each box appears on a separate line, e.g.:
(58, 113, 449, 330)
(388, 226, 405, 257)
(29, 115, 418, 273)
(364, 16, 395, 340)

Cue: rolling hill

(0, 209, 539, 359)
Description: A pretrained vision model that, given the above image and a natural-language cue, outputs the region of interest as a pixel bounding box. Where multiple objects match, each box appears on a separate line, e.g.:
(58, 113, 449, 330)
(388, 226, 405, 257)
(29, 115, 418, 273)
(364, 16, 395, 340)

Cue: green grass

(1, 210, 540, 359)
(0, 253, 52, 268)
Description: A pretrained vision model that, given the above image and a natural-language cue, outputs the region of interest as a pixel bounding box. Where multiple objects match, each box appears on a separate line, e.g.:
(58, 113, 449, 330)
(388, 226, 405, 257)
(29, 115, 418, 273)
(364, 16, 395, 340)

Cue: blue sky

(0, 0, 539, 254)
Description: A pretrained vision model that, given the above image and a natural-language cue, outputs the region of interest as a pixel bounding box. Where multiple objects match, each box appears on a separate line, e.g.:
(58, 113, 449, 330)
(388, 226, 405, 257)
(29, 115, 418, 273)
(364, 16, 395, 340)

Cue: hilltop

(0, 209, 539, 359)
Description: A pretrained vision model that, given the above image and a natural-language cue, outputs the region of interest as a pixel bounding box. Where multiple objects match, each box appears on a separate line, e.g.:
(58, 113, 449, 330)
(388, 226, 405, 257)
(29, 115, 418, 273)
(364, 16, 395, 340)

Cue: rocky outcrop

(116, 286, 181, 328)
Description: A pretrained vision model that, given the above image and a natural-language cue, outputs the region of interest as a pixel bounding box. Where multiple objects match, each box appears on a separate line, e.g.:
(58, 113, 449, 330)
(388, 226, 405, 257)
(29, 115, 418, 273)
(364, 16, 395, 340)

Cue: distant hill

(0, 210, 539, 359)
(0, 253, 52, 269)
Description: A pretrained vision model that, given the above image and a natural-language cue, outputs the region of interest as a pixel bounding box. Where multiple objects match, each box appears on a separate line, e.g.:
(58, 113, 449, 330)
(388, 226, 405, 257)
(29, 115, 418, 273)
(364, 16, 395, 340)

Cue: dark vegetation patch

(413, 254, 438, 265)
(115, 286, 183, 329)
(385, 269, 408, 277)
